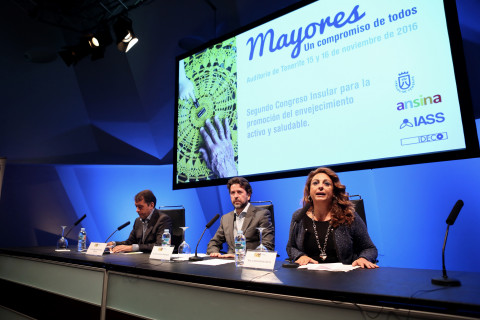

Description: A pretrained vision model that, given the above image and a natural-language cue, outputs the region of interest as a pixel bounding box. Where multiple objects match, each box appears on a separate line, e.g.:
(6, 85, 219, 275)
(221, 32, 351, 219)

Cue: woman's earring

(307, 195, 312, 202)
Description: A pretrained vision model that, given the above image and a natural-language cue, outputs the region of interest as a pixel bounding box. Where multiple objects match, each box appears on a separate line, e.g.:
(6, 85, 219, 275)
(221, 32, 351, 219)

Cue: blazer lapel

(143, 210, 159, 243)
(225, 211, 235, 250)
(241, 204, 255, 233)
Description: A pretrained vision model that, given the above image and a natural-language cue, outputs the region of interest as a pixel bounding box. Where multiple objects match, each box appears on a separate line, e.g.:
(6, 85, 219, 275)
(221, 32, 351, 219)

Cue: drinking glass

(255, 227, 268, 251)
(178, 227, 191, 255)
(56, 226, 69, 250)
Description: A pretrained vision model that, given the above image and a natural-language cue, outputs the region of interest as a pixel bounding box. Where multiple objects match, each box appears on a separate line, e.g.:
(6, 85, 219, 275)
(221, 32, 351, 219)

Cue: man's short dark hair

(135, 190, 156, 207)
(227, 177, 252, 195)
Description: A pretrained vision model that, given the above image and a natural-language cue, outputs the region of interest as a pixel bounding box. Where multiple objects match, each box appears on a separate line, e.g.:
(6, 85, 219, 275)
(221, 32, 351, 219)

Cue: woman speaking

(286, 167, 378, 268)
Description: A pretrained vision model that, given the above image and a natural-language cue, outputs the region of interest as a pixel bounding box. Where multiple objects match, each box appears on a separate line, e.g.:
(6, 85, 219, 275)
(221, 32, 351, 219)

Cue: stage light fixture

(89, 27, 113, 61)
(59, 27, 113, 66)
(113, 16, 138, 53)
(89, 36, 100, 48)
(58, 42, 90, 66)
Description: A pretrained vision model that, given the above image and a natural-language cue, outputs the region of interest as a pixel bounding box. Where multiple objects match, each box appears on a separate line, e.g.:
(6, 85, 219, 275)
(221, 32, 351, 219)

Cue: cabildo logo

(397, 94, 442, 111)
(395, 72, 415, 93)
(246, 5, 366, 60)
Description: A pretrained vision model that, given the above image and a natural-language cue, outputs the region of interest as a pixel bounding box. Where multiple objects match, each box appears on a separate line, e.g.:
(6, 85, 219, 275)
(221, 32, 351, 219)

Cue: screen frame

(173, 0, 479, 190)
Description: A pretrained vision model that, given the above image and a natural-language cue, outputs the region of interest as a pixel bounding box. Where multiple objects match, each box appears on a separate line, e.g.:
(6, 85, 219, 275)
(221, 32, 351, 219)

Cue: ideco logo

(401, 132, 448, 146)
(399, 112, 445, 129)
(395, 72, 415, 93)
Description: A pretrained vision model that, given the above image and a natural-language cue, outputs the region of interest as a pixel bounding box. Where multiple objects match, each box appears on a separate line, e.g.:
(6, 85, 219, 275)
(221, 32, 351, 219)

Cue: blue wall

(0, 1, 479, 273)
(1, 119, 479, 272)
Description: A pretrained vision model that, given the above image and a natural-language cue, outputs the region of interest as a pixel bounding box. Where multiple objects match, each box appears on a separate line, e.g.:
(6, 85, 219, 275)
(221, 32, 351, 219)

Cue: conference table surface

(1, 246, 479, 318)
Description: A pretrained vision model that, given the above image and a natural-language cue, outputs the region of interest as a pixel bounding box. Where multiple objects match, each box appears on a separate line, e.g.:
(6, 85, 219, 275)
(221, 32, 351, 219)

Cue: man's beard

(233, 201, 247, 210)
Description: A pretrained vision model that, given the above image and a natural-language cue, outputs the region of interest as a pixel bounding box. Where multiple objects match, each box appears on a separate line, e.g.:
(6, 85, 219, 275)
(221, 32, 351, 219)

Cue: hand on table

(209, 252, 235, 258)
(352, 257, 379, 269)
(295, 255, 319, 266)
(111, 245, 133, 253)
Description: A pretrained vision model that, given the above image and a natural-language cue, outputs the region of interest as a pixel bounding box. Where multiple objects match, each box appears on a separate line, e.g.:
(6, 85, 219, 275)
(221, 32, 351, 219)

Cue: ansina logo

(245, 5, 366, 60)
(396, 94, 442, 111)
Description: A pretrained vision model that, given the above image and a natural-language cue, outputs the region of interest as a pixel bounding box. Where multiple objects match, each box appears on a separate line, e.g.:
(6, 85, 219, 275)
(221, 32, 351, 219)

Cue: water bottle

(234, 230, 246, 267)
(162, 229, 171, 247)
(77, 228, 86, 252)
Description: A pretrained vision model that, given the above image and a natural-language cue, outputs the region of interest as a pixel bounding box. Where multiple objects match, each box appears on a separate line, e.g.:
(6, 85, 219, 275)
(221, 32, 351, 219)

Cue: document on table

(171, 253, 206, 261)
(190, 259, 235, 266)
(298, 263, 359, 272)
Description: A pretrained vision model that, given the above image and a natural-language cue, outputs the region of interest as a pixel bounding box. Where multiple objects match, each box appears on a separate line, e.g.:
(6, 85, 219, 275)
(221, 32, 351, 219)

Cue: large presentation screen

(174, 0, 478, 189)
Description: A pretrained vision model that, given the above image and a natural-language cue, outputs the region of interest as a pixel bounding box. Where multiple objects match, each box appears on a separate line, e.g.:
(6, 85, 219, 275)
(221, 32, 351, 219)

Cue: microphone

(431, 200, 464, 286)
(446, 199, 463, 225)
(117, 221, 131, 231)
(189, 214, 220, 261)
(64, 214, 87, 238)
(104, 221, 131, 243)
(283, 203, 311, 268)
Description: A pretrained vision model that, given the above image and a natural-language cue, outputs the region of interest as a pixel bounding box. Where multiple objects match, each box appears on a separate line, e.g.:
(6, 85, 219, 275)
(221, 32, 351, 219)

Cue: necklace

(310, 213, 332, 261)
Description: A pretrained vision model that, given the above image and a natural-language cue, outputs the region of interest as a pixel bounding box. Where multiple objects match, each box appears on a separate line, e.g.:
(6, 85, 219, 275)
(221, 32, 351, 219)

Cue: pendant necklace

(310, 212, 332, 261)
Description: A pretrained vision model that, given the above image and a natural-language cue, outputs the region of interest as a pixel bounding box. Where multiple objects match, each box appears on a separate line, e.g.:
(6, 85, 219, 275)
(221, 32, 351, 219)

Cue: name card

(150, 245, 174, 260)
(86, 242, 107, 256)
(243, 251, 277, 270)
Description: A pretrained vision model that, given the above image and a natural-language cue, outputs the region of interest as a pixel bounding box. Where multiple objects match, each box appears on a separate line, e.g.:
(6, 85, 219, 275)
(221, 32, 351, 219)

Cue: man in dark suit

(108, 190, 172, 253)
(207, 177, 274, 256)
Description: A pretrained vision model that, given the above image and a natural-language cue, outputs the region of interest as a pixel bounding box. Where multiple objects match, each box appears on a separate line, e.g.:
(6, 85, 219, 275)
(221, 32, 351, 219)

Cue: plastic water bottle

(77, 228, 86, 252)
(162, 229, 171, 247)
(234, 230, 246, 267)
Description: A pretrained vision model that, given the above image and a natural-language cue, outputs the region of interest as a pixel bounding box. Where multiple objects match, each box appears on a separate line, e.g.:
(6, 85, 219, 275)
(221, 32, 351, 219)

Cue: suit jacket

(116, 209, 172, 253)
(207, 204, 275, 254)
(286, 208, 377, 263)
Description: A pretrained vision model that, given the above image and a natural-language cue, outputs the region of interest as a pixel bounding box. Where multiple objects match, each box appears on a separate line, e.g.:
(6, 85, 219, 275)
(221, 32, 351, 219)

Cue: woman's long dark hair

(302, 167, 354, 227)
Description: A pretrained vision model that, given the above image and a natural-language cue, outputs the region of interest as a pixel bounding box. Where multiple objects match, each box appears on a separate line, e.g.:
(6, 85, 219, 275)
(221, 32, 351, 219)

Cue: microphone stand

(105, 221, 131, 243)
(105, 230, 118, 244)
(283, 204, 311, 268)
(64, 214, 87, 238)
(189, 213, 220, 261)
(189, 228, 208, 261)
(282, 219, 299, 268)
(431, 224, 461, 286)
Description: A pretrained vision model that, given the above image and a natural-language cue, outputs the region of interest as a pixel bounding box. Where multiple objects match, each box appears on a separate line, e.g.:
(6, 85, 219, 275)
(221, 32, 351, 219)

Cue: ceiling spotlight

(113, 16, 138, 53)
(59, 28, 113, 66)
(89, 36, 100, 48)
(89, 27, 113, 61)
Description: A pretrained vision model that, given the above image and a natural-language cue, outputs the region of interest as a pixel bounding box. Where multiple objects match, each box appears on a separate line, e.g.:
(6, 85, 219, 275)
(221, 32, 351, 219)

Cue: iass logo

(395, 72, 415, 93)
(399, 112, 445, 129)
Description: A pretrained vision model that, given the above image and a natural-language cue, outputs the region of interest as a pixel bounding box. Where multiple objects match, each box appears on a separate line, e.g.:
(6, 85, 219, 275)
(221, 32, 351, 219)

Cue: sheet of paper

(190, 259, 235, 266)
(298, 263, 359, 272)
(171, 253, 205, 261)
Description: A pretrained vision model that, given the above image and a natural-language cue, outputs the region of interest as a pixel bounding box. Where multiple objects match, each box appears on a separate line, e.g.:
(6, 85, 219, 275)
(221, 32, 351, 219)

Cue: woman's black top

(302, 214, 339, 263)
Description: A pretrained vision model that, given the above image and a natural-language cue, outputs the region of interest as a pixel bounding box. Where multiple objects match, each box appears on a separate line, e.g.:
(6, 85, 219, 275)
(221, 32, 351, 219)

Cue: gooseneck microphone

(105, 221, 131, 243)
(189, 214, 220, 261)
(446, 199, 463, 226)
(431, 200, 464, 286)
(283, 203, 311, 268)
(64, 214, 87, 238)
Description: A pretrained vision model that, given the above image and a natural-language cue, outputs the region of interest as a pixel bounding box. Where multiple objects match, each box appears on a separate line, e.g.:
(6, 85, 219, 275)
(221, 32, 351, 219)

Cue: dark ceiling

(1, 0, 479, 164)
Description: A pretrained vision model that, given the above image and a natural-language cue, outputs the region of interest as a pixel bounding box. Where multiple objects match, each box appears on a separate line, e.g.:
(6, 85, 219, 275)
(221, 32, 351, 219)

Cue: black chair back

(349, 195, 367, 227)
(158, 206, 185, 253)
(250, 200, 275, 231)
